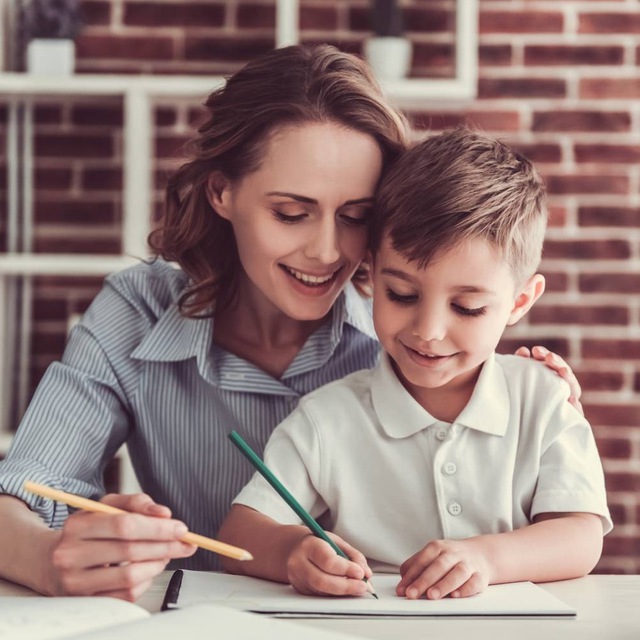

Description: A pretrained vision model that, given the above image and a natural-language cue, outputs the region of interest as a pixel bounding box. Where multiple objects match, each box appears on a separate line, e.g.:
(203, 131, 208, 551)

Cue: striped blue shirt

(0, 260, 380, 570)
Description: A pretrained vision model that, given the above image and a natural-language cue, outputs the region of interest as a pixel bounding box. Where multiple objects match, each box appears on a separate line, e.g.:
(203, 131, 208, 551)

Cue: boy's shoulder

(494, 352, 570, 398)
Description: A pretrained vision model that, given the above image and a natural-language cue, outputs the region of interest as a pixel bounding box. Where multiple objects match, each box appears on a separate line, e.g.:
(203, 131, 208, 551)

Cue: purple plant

(21, 0, 83, 40)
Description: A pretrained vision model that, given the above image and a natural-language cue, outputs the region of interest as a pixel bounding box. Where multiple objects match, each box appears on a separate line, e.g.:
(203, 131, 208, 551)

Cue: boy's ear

(507, 274, 545, 326)
(205, 172, 233, 220)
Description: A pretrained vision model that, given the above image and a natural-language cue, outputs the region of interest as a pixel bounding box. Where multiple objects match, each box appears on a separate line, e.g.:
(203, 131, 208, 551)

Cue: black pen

(161, 569, 184, 611)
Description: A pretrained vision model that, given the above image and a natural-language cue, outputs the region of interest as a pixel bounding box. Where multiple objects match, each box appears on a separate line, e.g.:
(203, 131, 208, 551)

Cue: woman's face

(210, 122, 383, 322)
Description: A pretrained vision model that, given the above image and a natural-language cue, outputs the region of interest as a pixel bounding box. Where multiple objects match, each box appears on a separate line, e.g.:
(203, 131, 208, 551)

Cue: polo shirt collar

(372, 352, 510, 439)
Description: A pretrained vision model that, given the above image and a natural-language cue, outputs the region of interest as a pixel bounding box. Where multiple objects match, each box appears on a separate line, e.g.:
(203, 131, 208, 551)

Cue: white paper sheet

(177, 572, 576, 618)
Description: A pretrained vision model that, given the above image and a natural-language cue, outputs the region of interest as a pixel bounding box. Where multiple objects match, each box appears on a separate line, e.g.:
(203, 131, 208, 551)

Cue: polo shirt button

(448, 502, 462, 516)
(443, 462, 457, 475)
(436, 428, 448, 441)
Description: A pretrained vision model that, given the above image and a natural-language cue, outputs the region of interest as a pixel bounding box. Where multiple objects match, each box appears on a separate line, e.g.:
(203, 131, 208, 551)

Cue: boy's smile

(372, 235, 544, 420)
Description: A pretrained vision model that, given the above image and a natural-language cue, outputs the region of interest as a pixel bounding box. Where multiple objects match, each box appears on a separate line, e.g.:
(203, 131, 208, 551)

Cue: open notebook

(176, 571, 576, 618)
(0, 597, 360, 640)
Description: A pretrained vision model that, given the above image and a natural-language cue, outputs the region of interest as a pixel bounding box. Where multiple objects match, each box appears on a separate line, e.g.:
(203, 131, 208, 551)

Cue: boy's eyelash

(452, 304, 486, 317)
(386, 288, 417, 304)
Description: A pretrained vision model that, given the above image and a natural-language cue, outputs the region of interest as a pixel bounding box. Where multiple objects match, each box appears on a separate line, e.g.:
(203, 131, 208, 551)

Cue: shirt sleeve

(232, 406, 328, 526)
(530, 392, 613, 535)
(0, 278, 144, 528)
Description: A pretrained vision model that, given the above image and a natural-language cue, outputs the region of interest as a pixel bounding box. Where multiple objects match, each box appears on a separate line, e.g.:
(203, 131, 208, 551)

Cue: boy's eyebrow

(266, 191, 375, 206)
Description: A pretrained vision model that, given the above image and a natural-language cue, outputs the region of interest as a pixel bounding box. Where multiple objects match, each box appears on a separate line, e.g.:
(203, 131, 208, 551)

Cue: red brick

(409, 111, 520, 133)
(529, 305, 628, 325)
(547, 204, 567, 227)
(34, 105, 64, 124)
(34, 167, 73, 191)
(348, 7, 450, 33)
(155, 134, 192, 159)
(603, 471, 640, 492)
(635, 373, 640, 393)
(544, 174, 628, 196)
(412, 43, 455, 77)
(35, 134, 114, 158)
(81, 168, 123, 190)
(602, 536, 640, 556)
(71, 105, 123, 127)
(34, 236, 122, 254)
(480, 11, 563, 34)
(541, 272, 568, 292)
(300, 6, 338, 31)
(605, 502, 627, 527)
(479, 78, 565, 99)
(544, 239, 630, 260)
(583, 340, 640, 360)
(32, 299, 68, 321)
(598, 437, 633, 460)
(124, 2, 225, 27)
(588, 404, 640, 428)
(580, 13, 640, 34)
(581, 78, 640, 99)
(81, 0, 112, 25)
(236, 3, 275, 29)
(511, 142, 561, 164)
(76, 35, 175, 61)
(34, 200, 117, 225)
(155, 107, 178, 128)
(184, 36, 272, 62)
(574, 369, 625, 392)
(31, 330, 67, 356)
(479, 44, 512, 67)
(579, 206, 640, 227)
(497, 338, 569, 358)
(575, 144, 640, 164)
(533, 110, 630, 132)
(525, 45, 623, 66)
(34, 275, 105, 288)
(580, 273, 640, 293)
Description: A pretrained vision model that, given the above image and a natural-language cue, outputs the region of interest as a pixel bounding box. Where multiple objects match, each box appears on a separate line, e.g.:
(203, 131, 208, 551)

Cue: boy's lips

(403, 343, 456, 366)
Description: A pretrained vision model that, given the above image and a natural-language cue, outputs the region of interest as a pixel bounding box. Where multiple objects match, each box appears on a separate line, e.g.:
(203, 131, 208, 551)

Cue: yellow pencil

(24, 480, 253, 561)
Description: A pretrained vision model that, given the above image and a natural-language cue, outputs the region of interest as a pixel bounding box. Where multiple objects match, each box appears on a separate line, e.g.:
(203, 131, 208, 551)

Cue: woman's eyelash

(453, 304, 486, 317)
(272, 210, 306, 223)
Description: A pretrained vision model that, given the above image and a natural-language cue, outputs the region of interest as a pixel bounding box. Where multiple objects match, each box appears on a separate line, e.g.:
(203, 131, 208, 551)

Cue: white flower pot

(364, 36, 412, 81)
(27, 39, 75, 76)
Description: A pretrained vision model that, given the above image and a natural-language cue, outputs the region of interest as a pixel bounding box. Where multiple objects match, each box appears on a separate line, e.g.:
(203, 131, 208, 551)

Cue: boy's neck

(390, 357, 484, 423)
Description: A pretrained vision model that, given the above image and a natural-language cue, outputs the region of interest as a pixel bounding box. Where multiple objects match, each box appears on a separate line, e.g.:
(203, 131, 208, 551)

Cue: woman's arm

(0, 493, 195, 599)
(396, 513, 603, 600)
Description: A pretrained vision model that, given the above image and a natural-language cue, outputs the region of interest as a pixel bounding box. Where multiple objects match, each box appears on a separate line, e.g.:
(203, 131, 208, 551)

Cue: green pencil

(228, 430, 378, 599)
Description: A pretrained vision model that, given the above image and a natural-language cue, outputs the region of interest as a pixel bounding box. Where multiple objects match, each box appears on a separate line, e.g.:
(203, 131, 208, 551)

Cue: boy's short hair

(371, 128, 548, 286)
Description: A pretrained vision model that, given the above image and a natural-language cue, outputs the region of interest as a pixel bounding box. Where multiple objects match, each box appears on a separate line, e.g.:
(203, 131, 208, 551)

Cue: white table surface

(1, 572, 638, 640)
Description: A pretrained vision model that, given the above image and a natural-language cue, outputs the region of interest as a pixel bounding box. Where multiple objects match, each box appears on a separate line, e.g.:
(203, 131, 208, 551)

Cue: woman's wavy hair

(149, 44, 409, 317)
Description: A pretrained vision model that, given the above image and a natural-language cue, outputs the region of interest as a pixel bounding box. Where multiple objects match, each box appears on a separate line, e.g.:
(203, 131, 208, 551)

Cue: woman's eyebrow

(266, 192, 375, 206)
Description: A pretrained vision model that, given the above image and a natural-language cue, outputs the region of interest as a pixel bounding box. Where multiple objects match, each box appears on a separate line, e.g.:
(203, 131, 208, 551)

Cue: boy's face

(372, 234, 544, 408)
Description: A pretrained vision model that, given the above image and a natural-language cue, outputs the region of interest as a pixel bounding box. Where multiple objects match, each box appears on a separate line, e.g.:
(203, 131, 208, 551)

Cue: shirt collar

(372, 352, 510, 439)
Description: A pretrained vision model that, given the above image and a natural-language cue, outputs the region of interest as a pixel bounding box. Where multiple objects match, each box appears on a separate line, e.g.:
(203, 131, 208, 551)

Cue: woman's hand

(46, 493, 196, 601)
(396, 538, 492, 600)
(286, 532, 372, 597)
(515, 345, 583, 415)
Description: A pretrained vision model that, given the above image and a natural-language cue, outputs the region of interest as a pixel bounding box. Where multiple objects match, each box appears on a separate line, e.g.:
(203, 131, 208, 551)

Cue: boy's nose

(413, 307, 447, 343)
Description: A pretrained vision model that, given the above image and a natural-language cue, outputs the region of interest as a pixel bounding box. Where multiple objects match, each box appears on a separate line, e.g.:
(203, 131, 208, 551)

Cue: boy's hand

(396, 539, 492, 600)
(286, 532, 372, 597)
(515, 345, 583, 415)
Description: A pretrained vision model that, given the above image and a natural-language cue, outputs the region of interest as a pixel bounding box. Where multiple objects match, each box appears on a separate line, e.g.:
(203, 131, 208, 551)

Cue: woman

(0, 44, 579, 601)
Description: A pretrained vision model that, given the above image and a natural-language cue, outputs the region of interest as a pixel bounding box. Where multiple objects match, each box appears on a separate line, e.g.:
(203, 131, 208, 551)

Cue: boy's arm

(218, 504, 372, 596)
(397, 512, 603, 600)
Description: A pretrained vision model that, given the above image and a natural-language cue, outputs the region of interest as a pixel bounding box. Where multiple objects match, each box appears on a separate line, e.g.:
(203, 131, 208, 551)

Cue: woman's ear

(205, 172, 232, 220)
(507, 274, 545, 326)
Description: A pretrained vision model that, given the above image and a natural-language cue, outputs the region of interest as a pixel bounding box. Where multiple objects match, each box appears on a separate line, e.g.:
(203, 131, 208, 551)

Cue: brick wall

(1, 0, 639, 573)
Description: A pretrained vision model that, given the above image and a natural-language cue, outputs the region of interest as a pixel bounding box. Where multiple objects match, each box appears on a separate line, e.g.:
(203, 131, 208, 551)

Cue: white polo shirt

(234, 352, 612, 572)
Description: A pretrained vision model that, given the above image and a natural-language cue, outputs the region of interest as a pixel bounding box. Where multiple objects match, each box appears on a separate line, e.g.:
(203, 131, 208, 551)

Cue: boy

(218, 129, 612, 600)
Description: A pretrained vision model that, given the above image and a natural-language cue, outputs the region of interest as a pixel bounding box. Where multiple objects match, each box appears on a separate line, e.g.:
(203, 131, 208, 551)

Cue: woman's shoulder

(103, 259, 189, 316)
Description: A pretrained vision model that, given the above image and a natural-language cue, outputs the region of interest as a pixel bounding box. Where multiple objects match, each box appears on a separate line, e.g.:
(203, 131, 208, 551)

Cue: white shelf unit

(0, 0, 478, 450)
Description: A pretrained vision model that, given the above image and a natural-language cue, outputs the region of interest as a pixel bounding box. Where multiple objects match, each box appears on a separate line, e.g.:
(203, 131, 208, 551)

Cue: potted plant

(363, 0, 412, 81)
(21, 0, 83, 75)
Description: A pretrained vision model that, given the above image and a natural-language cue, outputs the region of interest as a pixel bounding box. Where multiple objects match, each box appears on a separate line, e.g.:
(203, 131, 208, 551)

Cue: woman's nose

(304, 219, 341, 264)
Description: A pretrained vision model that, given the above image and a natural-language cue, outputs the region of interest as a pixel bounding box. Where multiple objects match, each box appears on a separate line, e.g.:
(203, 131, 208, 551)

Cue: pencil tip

(240, 551, 254, 561)
(372, 592, 379, 599)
